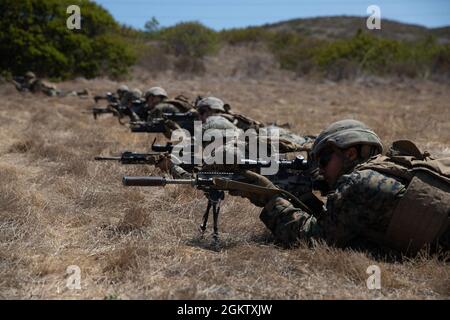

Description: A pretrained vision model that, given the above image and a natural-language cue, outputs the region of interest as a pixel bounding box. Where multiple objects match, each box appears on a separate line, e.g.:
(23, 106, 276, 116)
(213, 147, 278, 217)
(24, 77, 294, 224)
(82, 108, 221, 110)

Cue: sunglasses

(318, 149, 334, 168)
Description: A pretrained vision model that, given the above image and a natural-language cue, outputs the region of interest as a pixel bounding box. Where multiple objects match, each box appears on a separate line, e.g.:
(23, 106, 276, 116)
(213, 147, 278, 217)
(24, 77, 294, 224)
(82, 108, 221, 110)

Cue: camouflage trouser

(44, 89, 59, 97)
(260, 196, 320, 246)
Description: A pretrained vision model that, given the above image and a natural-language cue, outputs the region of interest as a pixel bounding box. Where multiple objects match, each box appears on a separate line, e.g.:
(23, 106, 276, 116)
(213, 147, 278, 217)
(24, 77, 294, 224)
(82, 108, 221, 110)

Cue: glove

(155, 155, 172, 172)
(163, 120, 181, 139)
(228, 170, 277, 207)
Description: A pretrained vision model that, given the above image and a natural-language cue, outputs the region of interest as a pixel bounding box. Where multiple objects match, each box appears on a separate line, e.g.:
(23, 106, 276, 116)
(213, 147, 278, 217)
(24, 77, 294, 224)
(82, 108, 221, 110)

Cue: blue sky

(93, 0, 450, 30)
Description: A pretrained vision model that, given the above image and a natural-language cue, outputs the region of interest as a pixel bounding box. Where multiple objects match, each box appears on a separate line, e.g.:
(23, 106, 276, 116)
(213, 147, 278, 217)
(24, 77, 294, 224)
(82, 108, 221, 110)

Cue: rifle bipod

(200, 190, 225, 242)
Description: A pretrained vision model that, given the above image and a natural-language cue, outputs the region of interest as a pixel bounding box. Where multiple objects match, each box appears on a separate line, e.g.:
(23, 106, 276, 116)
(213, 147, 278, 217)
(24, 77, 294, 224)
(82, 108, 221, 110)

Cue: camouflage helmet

(144, 87, 168, 99)
(311, 119, 383, 159)
(124, 88, 142, 102)
(25, 71, 36, 79)
(117, 85, 129, 95)
(196, 97, 226, 113)
(131, 88, 142, 98)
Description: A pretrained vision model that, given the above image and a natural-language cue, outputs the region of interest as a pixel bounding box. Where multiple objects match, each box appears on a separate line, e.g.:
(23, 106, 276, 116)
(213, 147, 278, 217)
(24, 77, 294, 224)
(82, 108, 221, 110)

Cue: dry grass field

(0, 50, 449, 299)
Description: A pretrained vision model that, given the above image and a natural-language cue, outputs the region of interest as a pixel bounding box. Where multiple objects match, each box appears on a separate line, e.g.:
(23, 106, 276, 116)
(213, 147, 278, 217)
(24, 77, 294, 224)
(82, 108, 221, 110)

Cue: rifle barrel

(95, 156, 121, 161)
(122, 176, 193, 186)
(151, 143, 173, 152)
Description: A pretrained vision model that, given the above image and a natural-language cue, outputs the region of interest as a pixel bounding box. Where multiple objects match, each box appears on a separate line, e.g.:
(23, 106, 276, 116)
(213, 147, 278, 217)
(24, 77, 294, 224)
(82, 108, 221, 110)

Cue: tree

(160, 21, 219, 58)
(0, 0, 136, 79)
(144, 17, 160, 34)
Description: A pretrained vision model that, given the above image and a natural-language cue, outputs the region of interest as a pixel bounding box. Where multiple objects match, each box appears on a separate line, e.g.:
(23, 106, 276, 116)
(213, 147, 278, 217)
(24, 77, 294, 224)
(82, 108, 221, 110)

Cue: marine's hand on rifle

(155, 154, 173, 172)
(228, 170, 277, 207)
(163, 119, 181, 139)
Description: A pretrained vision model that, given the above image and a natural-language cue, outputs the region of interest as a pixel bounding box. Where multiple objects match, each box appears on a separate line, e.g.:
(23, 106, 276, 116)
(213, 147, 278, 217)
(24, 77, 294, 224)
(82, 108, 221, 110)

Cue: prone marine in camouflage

(200, 97, 314, 153)
(233, 119, 450, 255)
(158, 96, 315, 180)
(122, 88, 146, 121)
(12, 71, 89, 97)
(144, 87, 180, 120)
(150, 92, 313, 153)
(117, 85, 129, 101)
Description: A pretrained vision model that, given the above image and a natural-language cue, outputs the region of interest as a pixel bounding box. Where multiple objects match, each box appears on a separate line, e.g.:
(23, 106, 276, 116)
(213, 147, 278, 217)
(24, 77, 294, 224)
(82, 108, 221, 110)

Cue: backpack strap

(165, 95, 195, 113)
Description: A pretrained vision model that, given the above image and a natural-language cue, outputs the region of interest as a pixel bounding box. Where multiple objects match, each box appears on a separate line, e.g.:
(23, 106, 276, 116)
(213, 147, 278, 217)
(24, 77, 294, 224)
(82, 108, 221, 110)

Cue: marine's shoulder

(203, 115, 238, 130)
(154, 102, 180, 111)
(335, 168, 406, 197)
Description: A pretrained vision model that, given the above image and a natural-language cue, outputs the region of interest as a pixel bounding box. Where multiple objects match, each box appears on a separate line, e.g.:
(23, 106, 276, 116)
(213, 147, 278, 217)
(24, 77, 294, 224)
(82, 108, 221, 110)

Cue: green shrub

(219, 27, 272, 45)
(268, 32, 325, 75)
(263, 29, 449, 80)
(432, 44, 450, 76)
(135, 44, 170, 73)
(0, 0, 136, 79)
(159, 21, 219, 58)
(314, 31, 449, 79)
(315, 31, 399, 74)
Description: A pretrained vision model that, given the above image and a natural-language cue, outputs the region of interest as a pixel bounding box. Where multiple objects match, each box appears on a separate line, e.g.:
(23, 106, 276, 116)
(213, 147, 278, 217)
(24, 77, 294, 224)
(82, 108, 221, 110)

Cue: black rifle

(95, 149, 198, 171)
(122, 172, 266, 241)
(129, 112, 199, 135)
(150, 139, 174, 153)
(95, 151, 166, 165)
(90, 102, 132, 123)
(98, 147, 308, 175)
(94, 92, 118, 104)
(100, 147, 320, 202)
(122, 165, 318, 241)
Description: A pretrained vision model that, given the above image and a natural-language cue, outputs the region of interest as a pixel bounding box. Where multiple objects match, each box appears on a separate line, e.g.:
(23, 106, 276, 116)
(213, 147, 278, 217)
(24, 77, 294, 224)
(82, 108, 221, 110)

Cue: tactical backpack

(355, 140, 450, 254)
(165, 95, 195, 113)
(218, 111, 264, 131)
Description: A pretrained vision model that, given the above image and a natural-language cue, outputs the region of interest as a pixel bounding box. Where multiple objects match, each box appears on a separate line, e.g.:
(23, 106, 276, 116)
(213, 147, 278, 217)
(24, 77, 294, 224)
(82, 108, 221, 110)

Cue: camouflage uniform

(144, 87, 181, 120)
(147, 102, 181, 120)
(203, 115, 240, 135)
(260, 125, 313, 153)
(122, 88, 146, 121)
(14, 72, 88, 97)
(261, 168, 406, 249)
(210, 103, 313, 152)
(13, 72, 59, 96)
(254, 120, 449, 253)
(116, 85, 129, 102)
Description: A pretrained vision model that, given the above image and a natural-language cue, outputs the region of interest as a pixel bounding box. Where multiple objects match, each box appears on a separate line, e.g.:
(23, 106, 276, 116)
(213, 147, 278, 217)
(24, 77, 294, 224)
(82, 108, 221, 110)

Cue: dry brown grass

(0, 55, 449, 299)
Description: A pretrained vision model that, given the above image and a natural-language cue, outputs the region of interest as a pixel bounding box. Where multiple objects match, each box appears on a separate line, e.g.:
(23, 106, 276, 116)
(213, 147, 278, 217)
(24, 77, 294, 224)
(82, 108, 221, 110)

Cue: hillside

(264, 16, 450, 43)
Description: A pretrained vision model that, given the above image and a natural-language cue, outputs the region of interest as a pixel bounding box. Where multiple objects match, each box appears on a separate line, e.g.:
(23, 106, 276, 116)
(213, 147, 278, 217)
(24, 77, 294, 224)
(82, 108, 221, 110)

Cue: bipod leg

(200, 200, 212, 238)
(211, 191, 224, 244)
(212, 201, 221, 243)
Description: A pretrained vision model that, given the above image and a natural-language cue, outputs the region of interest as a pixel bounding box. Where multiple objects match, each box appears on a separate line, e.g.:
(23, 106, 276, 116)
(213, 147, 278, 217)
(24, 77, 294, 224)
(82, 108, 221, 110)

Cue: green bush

(219, 27, 272, 45)
(268, 32, 325, 75)
(432, 44, 450, 76)
(315, 31, 400, 74)
(267, 29, 450, 80)
(135, 44, 170, 73)
(314, 31, 449, 79)
(159, 21, 219, 58)
(0, 0, 136, 79)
